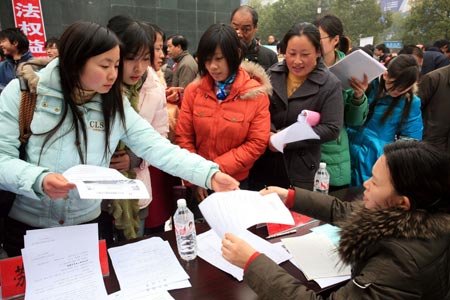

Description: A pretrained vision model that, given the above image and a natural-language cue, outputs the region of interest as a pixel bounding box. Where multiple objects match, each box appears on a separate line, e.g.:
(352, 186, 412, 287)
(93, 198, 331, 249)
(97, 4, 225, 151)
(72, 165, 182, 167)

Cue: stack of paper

(282, 224, 351, 288)
(108, 237, 189, 299)
(21, 224, 108, 300)
(199, 190, 294, 238)
(329, 49, 386, 89)
(197, 190, 294, 280)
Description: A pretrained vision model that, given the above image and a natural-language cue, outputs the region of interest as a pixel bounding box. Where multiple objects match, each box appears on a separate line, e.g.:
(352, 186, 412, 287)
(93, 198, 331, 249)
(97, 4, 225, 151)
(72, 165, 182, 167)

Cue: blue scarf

(215, 73, 236, 100)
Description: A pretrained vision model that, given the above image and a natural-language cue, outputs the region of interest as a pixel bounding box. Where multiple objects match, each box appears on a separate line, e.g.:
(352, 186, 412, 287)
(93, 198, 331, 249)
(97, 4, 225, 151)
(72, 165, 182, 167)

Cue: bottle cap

(319, 162, 326, 169)
(177, 199, 187, 207)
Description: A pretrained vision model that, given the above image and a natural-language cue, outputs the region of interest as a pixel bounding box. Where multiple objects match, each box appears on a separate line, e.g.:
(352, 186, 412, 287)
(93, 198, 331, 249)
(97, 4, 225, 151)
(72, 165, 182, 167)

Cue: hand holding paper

(270, 110, 320, 153)
(62, 165, 150, 199)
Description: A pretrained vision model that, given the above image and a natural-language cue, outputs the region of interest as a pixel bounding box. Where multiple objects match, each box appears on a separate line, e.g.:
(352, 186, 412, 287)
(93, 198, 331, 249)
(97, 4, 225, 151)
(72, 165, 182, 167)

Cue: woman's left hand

(210, 171, 239, 192)
(349, 73, 369, 99)
(222, 233, 256, 268)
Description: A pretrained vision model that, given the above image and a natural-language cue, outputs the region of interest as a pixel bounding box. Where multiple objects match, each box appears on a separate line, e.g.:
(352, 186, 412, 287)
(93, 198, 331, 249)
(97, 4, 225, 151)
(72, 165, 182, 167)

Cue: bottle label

(175, 221, 195, 236)
(314, 180, 329, 191)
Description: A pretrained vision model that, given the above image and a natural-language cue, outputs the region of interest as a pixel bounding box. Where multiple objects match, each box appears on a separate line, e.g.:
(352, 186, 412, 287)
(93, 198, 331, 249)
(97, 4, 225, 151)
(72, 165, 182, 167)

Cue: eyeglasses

(320, 36, 330, 40)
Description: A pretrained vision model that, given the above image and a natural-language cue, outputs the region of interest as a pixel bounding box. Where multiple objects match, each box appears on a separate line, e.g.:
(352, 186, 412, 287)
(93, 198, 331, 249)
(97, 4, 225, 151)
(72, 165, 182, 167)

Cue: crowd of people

(1, 4, 450, 299)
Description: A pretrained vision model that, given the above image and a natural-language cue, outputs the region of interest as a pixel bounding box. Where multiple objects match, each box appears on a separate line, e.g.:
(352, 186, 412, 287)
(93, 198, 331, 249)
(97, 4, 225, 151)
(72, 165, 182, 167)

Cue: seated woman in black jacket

(222, 139, 450, 300)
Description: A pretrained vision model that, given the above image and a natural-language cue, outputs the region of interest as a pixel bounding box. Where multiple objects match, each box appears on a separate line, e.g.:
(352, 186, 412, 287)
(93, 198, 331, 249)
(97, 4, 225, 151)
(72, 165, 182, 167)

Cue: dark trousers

(3, 216, 101, 258)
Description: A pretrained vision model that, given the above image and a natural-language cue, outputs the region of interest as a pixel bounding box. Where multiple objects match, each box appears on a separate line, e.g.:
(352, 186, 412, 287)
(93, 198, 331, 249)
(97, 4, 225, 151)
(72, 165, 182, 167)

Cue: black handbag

(0, 84, 37, 217)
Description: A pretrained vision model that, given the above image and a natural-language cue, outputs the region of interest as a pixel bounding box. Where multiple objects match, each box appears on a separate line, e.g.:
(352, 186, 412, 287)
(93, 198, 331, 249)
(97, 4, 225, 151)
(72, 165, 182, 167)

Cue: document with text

(199, 190, 294, 238)
(21, 224, 107, 300)
(108, 237, 190, 298)
(197, 229, 291, 281)
(63, 164, 150, 199)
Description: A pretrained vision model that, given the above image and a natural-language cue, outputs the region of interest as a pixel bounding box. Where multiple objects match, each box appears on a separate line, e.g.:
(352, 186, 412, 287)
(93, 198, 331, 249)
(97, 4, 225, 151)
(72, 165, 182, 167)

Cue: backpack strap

(19, 90, 37, 144)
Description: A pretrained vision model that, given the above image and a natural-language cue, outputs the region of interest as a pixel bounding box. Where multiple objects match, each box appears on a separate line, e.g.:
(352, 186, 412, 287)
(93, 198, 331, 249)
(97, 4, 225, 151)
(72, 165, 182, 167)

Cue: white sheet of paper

(63, 164, 149, 199)
(282, 232, 350, 280)
(199, 190, 294, 238)
(107, 290, 175, 300)
(289, 258, 350, 288)
(108, 237, 190, 295)
(329, 49, 386, 89)
(270, 117, 320, 153)
(197, 229, 291, 281)
(21, 224, 107, 300)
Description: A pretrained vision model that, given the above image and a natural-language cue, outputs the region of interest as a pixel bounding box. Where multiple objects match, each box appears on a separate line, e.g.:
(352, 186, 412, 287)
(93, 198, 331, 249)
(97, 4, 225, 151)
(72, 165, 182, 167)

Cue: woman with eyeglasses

(313, 14, 369, 191)
(347, 54, 423, 186)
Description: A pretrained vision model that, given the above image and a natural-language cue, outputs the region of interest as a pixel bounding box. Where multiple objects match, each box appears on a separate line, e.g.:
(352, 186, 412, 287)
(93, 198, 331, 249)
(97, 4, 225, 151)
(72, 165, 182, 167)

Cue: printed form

(63, 164, 149, 199)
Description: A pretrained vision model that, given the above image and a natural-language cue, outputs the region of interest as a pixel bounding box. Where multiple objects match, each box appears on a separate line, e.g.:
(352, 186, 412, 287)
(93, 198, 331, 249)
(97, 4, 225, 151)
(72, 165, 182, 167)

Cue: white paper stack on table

(282, 224, 351, 288)
(108, 237, 190, 299)
(329, 48, 387, 89)
(197, 190, 294, 281)
(21, 224, 108, 300)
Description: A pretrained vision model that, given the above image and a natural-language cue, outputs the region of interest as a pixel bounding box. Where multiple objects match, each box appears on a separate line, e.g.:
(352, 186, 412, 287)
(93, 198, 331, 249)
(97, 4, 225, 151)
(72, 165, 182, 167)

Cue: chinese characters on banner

(11, 0, 47, 57)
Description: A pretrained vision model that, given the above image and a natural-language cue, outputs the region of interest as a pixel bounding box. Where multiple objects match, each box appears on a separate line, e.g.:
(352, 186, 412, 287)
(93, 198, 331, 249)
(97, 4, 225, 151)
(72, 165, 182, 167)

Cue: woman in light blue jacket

(347, 55, 423, 186)
(0, 21, 238, 257)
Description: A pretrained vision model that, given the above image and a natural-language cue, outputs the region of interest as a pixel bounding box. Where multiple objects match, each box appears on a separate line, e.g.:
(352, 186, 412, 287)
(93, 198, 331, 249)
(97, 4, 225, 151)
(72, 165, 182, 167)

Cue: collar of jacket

(174, 50, 190, 63)
(337, 204, 450, 266)
(5, 50, 33, 64)
(269, 58, 329, 102)
(192, 60, 272, 101)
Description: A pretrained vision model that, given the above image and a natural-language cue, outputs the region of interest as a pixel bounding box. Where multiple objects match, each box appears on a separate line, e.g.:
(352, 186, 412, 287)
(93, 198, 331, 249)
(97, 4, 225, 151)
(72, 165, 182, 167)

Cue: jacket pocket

(31, 96, 63, 133)
(221, 111, 246, 146)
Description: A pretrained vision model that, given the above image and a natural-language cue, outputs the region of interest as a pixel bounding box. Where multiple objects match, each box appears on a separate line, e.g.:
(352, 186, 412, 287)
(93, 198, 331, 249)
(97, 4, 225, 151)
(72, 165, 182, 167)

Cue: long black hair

(384, 140, 450, 212)
(365, 54, 419, 133)
(40, 21, 124, 163)
(107, 15, 155, 69)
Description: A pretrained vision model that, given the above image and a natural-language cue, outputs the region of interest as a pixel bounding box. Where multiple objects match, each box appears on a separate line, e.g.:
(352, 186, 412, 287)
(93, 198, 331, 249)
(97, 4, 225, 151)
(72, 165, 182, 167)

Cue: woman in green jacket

(222, 140, 450, 299)
(313, 14, 369, 190)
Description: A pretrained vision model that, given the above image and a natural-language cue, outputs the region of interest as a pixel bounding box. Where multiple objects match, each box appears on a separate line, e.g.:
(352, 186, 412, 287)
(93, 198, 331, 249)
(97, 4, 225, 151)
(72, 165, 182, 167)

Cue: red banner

(11, 0, 47, 57)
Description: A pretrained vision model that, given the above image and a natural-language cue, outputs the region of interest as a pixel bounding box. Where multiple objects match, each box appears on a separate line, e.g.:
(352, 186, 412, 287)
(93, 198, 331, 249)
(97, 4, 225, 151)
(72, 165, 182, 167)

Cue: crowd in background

(1, 4, 450, 298)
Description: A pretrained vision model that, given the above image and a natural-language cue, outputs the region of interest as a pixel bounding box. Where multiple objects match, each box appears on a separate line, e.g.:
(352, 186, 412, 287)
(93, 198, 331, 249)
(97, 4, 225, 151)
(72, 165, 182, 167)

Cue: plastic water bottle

(313, 162, 330, 194)
(174, 199, 197, 261)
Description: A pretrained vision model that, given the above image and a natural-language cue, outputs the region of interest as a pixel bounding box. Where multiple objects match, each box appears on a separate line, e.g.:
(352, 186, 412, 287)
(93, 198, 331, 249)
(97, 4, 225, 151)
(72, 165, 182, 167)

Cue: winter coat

(172, 50, 198, 88)
(418, 65, 450, 152)
(250, 59, 343, 190)
(0, 51, 33, 91)
(321, 50, 368, 187)
(421, 50, 449, 77)
(135, 66, 169, 209)
(347, 79, 423, 186)
(243, 38, 278, 71)
(0, 58, 219, 228)
(176, 61, 271, 181)
(244, 188, 450, 300)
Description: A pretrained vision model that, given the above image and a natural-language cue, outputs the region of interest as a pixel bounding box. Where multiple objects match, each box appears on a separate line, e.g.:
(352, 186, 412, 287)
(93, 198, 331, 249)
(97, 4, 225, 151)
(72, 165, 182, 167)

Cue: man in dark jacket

(0, 28, 33, 93)
(231, 5, 278, 71)
(419, 65, 450, 152)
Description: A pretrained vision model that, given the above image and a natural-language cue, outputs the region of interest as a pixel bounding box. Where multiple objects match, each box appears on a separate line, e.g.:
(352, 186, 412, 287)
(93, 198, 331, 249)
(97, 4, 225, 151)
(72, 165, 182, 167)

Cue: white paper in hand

(63, 165, 150, 199)
(329, 49, 386, 89)
(270, 112, 320, 153)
